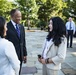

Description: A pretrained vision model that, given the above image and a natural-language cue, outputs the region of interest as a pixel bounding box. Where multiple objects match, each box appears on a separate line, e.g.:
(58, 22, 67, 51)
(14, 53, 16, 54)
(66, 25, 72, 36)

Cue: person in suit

(6, 9, 27, 75)
(66, 17, 75, 48)
(38, 17, 67, 75)
(0, 16, 20, 75)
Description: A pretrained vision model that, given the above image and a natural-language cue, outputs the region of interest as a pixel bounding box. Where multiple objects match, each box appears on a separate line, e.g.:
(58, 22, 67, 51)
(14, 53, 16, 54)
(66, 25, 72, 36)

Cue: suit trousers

(67, 30, 73, 47)
(43, 64, 59, 75)
(19, 61, 22, 75)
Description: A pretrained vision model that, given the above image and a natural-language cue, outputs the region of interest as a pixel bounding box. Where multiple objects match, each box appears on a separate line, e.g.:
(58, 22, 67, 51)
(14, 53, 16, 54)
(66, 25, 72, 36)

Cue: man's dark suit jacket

(6, 21, 27, 62)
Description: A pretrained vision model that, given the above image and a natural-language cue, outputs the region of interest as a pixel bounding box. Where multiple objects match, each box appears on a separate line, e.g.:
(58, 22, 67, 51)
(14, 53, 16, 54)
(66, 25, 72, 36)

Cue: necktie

(15, 24, 20, 38)
(70, 22, 71, 30)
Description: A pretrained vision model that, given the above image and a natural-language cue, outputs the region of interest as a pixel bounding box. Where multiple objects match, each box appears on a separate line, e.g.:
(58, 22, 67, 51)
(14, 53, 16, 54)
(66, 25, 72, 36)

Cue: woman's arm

(5, 42, 20, 75)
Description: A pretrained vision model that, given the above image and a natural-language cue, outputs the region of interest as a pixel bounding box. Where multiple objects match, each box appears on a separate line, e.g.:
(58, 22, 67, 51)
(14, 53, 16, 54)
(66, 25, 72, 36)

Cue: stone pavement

(61, 38, 76, 75)
(21, 30, 76, 75)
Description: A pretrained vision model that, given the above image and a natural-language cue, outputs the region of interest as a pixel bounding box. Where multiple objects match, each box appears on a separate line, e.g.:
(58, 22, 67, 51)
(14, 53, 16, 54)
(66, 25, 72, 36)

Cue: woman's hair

(0, 16, 6, 38)
(47, 17, 66, 46)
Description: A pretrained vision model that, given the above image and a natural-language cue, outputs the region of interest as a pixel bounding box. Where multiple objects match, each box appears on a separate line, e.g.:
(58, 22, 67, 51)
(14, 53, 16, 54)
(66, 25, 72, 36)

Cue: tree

(63, 0, 76, 22)
(68, 0, 76, 20)
(15, 0, 39, 29)
(14, 0, 68, 29)
(0, 0, 17, 20)
(37, 0, 67, 29)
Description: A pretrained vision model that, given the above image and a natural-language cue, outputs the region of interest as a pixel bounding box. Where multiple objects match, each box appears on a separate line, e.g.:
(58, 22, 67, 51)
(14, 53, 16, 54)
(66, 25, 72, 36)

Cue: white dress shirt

(11, 20, 20, 30)
(11, 20, 16, 29)
(0, 37, 20, 75)
(66, 21, 75, 34)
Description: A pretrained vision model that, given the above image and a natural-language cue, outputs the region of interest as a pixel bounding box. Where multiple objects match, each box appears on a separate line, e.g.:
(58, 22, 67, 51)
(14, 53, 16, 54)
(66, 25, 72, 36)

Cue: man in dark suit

(6, 9, 27, 75)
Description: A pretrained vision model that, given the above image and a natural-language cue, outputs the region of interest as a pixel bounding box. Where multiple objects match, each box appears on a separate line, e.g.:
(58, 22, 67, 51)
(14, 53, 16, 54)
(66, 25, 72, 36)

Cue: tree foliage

(40, 0, 66, 18)
(37, 0, 67, 28)
(15, 0, 38, 19)
(68, 0, 76, 19)
(63, 0, 76, 22)
(0, 0, 17, 20)
(0, 0, 76, 28)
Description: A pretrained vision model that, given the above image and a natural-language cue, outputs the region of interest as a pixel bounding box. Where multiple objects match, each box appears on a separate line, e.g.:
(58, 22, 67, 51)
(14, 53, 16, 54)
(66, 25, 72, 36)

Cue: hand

(38, 58, 46, 64)
(40, 59, 46, 64)
(23, 56, 27, 63)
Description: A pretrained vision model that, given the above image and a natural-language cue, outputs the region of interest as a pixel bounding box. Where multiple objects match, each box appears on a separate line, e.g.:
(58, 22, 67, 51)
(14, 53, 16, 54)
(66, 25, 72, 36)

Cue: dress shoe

(70, 46, 72, 48)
